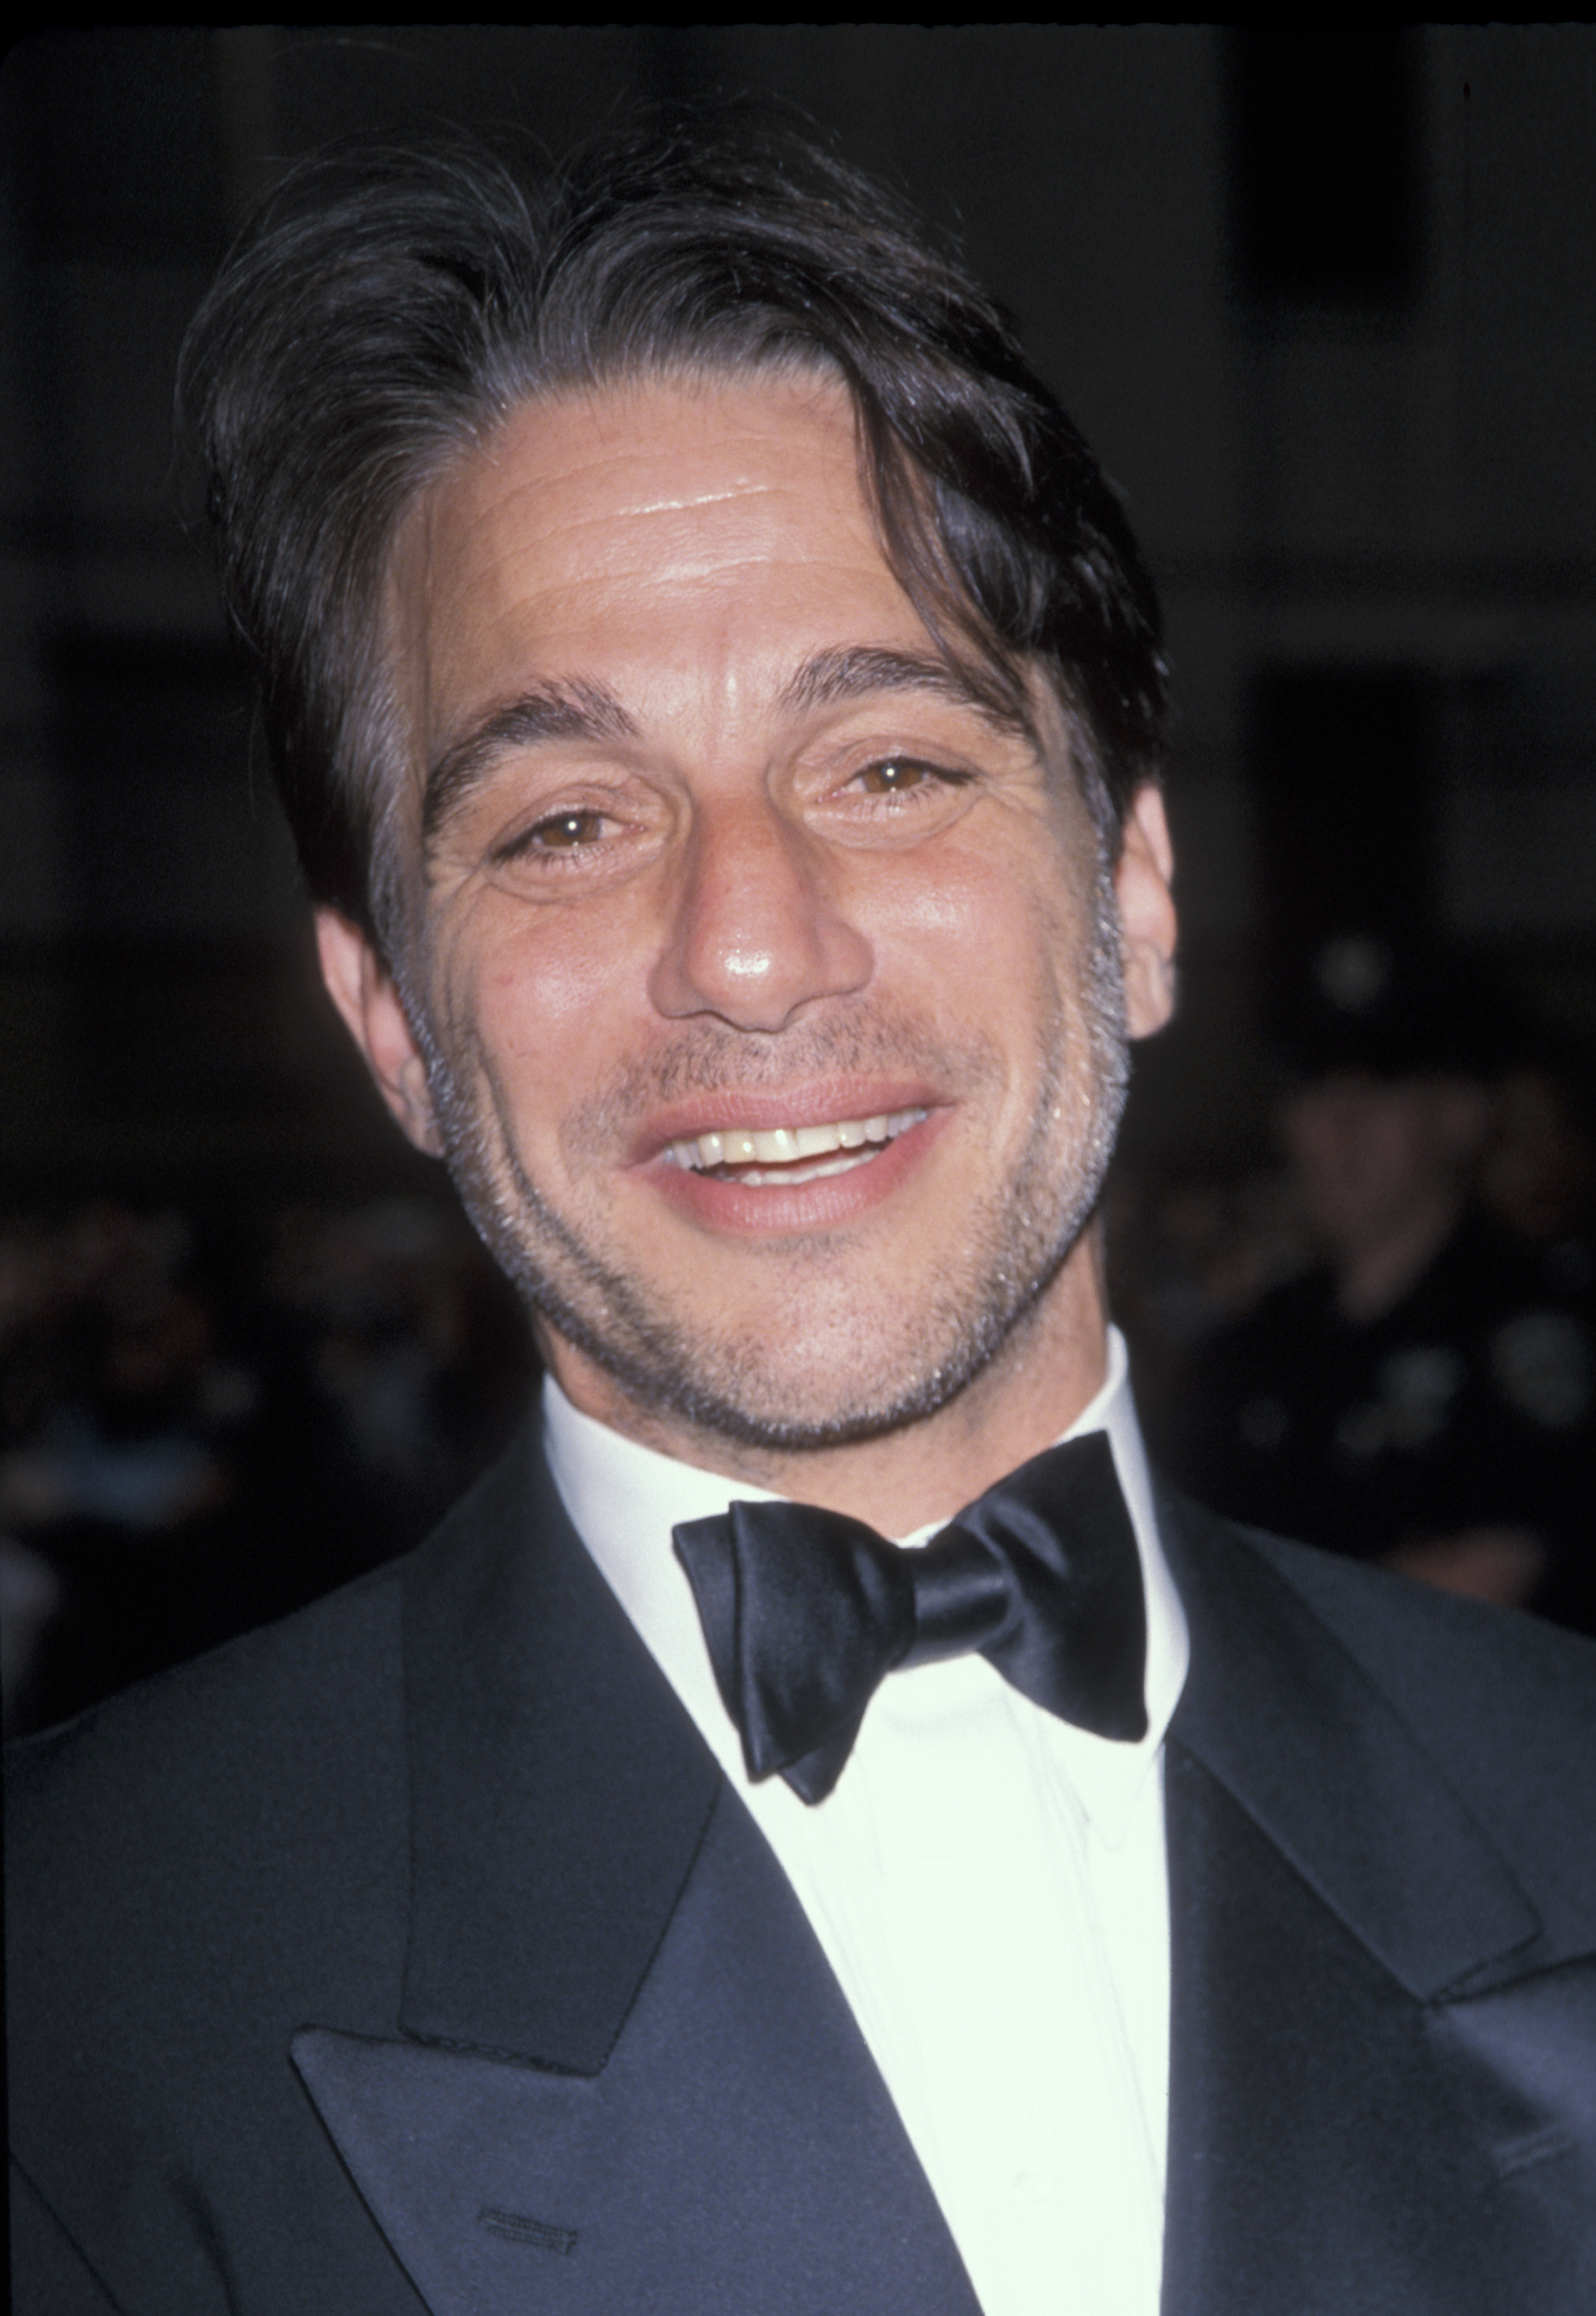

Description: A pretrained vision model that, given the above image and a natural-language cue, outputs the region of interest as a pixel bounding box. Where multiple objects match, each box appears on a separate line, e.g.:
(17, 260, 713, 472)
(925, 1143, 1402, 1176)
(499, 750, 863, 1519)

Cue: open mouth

(659, 1107, 928, 1187)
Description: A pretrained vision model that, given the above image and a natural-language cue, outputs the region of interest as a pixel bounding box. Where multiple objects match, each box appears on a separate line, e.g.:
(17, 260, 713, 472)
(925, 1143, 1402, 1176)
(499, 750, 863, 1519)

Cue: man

(1180, 937, 1595, 1615)
(8, 127, 1596, 2315)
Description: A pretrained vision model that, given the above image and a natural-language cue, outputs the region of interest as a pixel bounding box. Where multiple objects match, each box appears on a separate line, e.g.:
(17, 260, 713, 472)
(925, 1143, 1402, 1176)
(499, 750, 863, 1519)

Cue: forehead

(391, 371, 925, 731)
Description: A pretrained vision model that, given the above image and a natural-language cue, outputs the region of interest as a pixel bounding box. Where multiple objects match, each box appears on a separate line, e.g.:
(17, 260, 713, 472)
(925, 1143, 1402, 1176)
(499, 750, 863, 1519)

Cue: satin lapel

(1156, 1498, 1570, 2316)
(294, 1787, 980, 2316)
(298, 1426, 977, 2316)
(397, 1423, 721, 2071)
(1159, 1493, 1538, 2003)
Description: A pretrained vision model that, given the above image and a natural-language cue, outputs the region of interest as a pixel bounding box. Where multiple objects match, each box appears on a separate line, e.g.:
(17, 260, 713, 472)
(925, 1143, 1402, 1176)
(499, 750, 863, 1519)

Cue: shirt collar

(543, 1327, 1188, 1845)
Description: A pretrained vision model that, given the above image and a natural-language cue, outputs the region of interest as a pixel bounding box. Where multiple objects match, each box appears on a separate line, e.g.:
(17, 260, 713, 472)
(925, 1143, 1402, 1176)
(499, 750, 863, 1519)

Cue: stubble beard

(416, 869, 1130, 1454)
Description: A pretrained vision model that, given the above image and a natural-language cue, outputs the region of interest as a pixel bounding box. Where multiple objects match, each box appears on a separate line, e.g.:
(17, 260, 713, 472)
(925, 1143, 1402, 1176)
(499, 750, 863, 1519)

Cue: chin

(502, 1183, 1091, 1456)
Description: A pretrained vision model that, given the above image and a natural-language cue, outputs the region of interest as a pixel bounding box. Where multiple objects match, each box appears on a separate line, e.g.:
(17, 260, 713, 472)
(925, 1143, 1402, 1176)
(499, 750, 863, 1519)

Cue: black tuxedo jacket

(8, 1424, 1596, 2313)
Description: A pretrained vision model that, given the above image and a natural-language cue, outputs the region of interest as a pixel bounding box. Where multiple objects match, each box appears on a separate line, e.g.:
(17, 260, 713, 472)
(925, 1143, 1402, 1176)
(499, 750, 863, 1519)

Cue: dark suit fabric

(8, 1425, 1596, 2314)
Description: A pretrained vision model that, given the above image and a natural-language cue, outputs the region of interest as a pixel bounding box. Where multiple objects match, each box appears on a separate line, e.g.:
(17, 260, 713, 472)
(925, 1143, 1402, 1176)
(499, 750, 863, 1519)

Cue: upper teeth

(663, 1109, 928, 1173)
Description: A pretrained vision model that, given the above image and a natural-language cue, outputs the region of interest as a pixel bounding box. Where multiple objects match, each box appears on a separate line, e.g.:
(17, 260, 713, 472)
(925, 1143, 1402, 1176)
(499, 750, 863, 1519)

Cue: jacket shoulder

(1244, 1512, 1596, 1738)
(5, 1555, 417, 2078)
(4, 1426, 536, 1858)
(7, 1548, 407, 1860)
(1171, 1494, 1596, 1950)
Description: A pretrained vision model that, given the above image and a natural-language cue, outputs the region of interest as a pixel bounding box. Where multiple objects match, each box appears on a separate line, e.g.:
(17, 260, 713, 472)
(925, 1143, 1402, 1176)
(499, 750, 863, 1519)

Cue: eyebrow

(779, 645, 1036, 743)
(421, 681, 638, 845)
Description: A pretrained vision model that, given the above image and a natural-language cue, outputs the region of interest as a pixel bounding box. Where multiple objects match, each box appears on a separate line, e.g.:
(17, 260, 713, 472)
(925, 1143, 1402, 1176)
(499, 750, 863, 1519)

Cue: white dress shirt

(543, 1327, 1189, 2316)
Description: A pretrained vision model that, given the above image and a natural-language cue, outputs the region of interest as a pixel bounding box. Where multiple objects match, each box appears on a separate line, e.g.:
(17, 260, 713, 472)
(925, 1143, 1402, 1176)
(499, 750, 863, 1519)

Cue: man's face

(332, 372, 1175, 1455)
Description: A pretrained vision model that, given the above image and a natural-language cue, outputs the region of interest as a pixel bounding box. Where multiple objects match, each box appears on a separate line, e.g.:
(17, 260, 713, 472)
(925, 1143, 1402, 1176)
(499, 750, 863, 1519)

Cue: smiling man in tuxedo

(9, 126, 1596, 2316)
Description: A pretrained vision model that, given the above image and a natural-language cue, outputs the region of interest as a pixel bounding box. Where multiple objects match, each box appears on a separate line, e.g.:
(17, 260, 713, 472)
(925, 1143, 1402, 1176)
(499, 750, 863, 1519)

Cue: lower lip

(641, 1110, 946, 1234)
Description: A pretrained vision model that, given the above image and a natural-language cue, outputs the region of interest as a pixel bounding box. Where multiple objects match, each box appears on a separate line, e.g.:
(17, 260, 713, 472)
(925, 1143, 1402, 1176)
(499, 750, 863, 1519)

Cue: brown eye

(529, 811, 607, 848)
(857, 759, 930, 795)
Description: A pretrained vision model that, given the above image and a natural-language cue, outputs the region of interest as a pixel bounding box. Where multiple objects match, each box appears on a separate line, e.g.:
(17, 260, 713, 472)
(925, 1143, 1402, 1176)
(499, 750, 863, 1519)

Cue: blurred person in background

(1104, 1160, 1314, 1464)
(0, 1204, 255, 1733)
(265, 1197, 536, 1552)
(1176, 935, 1595, 1618)
(1480, 1040, 1596, 1295)
(0, 1197, 533, 1736)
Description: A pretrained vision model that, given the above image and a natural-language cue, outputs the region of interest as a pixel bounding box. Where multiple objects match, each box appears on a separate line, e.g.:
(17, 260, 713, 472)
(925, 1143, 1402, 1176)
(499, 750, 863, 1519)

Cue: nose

(648, 796, 874, 1033)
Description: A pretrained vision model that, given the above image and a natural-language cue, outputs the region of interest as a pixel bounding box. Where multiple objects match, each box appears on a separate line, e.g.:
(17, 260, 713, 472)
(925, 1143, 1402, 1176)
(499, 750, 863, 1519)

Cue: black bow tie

(672, 1431, 1147, 1804)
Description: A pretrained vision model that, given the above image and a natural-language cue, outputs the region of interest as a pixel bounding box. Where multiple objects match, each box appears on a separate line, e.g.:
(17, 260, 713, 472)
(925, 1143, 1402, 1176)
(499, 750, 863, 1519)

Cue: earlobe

(313, 909, 445, 1157)
(1114, 783, 1178, 1041)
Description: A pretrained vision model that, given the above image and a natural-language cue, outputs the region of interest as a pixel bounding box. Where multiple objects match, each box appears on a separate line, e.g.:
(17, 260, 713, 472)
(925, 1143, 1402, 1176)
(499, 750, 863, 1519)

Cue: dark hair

(179, 119, 1169, 956)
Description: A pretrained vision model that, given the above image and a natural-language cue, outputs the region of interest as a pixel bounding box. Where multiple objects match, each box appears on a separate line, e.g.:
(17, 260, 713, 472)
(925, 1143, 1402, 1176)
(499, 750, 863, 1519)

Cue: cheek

(428, 897, 651, 1094)
(859, 839, 1084, 1012)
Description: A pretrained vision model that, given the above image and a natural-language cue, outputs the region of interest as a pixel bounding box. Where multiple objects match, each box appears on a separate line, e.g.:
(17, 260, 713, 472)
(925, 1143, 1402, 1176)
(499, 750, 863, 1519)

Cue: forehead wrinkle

(462, 416, 805, 527)
(527, 482, 820, 590)
(606, 476, 792, 520)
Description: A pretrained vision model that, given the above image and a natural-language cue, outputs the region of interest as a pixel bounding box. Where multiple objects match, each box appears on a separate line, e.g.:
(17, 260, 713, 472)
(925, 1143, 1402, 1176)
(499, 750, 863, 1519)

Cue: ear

(314, 909, 445, 1157)
(1114, 781, 1178, 1040)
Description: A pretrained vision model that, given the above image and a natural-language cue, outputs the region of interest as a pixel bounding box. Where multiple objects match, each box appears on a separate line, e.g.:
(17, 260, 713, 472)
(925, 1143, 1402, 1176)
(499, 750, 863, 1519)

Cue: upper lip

(631, 1079, 944, 1165)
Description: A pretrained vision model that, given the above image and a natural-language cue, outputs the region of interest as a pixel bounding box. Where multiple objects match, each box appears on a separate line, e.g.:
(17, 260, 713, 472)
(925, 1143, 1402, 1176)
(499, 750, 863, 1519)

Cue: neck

(542, 1232, 1111, 1534)
(1333, 1187, 1465, 1323)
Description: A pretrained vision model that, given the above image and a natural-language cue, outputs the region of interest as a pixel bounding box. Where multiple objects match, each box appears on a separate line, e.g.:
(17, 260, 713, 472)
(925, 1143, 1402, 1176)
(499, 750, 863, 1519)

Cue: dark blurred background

(4, 28, 1596, 1729)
